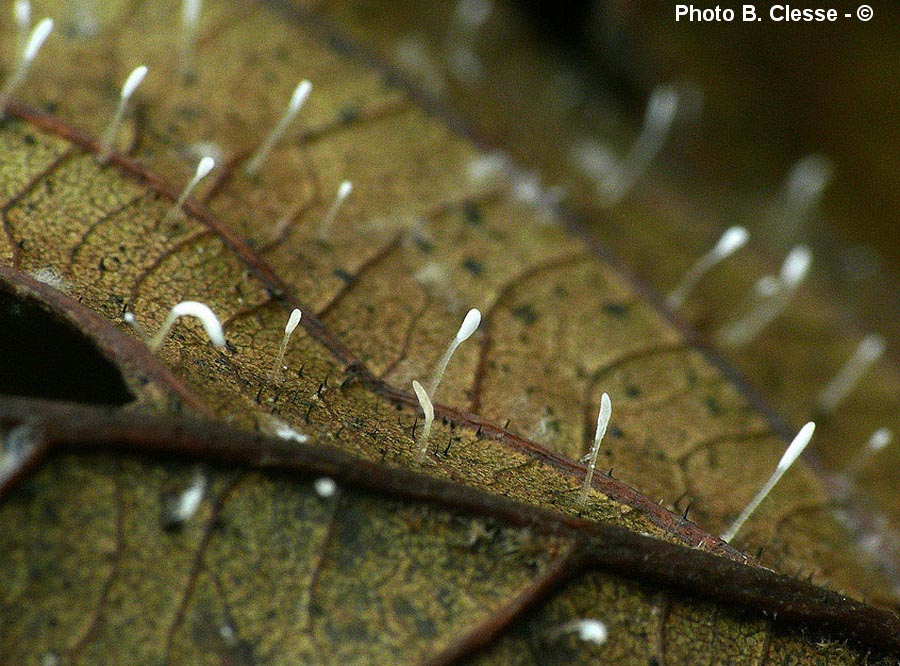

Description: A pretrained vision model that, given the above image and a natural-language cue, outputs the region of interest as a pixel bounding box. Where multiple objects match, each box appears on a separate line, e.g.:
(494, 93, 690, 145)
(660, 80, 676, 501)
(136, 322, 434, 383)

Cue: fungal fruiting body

(721, 421, 816, 543)
(428, 308, 481, 397)
(268, 308, 302, 384)
(815, 333, 885, 413)
(666, 226, 749, 310)
(717, 245, 812, 347)
(166, 156, 215, 220)
(579, 392, 612, 504)
(98, 65, 148, 163)
(768, 154, 833, 244)
(0, 17, 53, 117)
(314, 477, 337, 498)
(317, 180, 353, 239)
(0, 424, 37, 486)
(161, 468, 206, 529)
(13, 1, 30, 61)
(547, 619, 608, 645)
(146, 300, 226, 352)
(266, 415, 309, 443)
(845, 427, 893, 481)
(412, 380, 434, 463)
(412, 308, 481, 462)
(593, 84, 679, 206)
(244, 79, 312, 177)
(180, 0, 202, 81)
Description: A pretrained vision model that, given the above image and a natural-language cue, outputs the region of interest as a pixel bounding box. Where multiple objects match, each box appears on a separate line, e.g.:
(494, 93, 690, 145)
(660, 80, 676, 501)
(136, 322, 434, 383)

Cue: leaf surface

(0, 1, 898, 664)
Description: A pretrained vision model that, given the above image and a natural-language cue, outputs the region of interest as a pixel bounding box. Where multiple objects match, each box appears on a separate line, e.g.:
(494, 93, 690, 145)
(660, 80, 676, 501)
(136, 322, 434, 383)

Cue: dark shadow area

(0, 288, 133, 405)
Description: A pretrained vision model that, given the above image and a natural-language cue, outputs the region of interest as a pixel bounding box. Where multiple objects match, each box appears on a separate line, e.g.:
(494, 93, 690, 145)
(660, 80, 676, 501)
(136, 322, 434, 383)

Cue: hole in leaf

(0, 289, 134, 405)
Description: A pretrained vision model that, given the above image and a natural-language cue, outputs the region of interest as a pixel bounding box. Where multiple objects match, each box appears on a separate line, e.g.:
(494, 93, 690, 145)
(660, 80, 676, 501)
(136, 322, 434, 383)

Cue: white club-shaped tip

(780, 245, 812, 286)
(714, 226, 749, 257)
(776, 421, 815, 473)
(646, 85, 679, 129)
(196, 156, 215, 180)
(412, 380, 434, 421)
(14, 0, 30, 26)
(121, 65, 148, 99)
(455, 308, 481, 343)
(170, 301, 226, 347)
(595, 392, 612, 443)
(314, 477, 337, 498)
(788, 154, 833, 196)
(576, 620, 608, 645)
(868, 427, 893, 452)
(289, 80, 313, 112)
(337, 180, 353, 199)
(285, 308, 302, 334)
(24, 17, 52, 63)
(858, 333, 886, 362)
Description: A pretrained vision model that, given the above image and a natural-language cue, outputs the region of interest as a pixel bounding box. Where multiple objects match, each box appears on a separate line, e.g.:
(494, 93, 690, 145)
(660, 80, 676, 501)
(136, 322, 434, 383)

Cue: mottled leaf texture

(0, 1, 897, 666)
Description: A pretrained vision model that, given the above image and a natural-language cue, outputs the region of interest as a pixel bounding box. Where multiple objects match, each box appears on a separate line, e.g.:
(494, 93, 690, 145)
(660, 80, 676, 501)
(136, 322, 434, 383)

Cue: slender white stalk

(428, 308, 481, 397)
(718, 245, 811, 347)
(317, 180, 353, 239)
(0, 17, 53, 117)
(244, 80, 312, 176)
(180, 0, 202, 81)
(721, 422, 815, 543)
(98, 65, 148, 163)
(412, 380, 434, 463)
(166, 156, 215, 220)
(14, 1, 31, 60)
(666, 226, 749, 309)
(268, 308, 302, 383)
(148, 300, 226, 352)
(546, 619, 608, 645)
(579, 393, 612, 504)
(815, 334, 885, 413)
(601, 85, 679, 205)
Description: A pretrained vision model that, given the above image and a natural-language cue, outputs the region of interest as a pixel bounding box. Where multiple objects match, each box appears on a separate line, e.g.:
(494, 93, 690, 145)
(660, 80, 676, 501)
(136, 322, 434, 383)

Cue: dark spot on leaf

(412, 234, 433, 253)
(512, 304, 538, 325)
(610, 425, 624, 438)
(625, 384, 641, 398)
(462, 257, 484, 276)
(416, 617, 438, 638)
(705, 395, 723, 416)
(175, 104, 203, 121)
(462, 200, 483, 225)
(23, 133, 36, 146)
(602, 302, 629, 318)
(339, 105, 361, 123)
